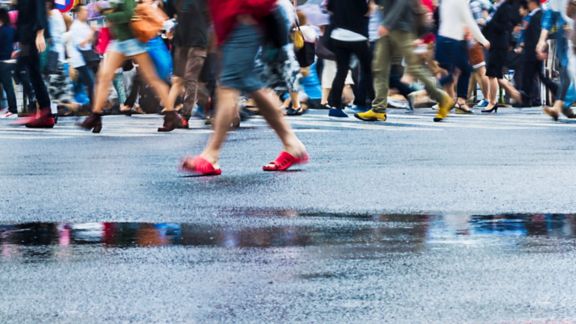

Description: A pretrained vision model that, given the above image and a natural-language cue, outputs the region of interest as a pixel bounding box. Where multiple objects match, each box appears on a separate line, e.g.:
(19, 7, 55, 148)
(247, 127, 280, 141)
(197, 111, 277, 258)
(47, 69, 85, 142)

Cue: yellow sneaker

(354, 109, 387, 122)
(434, 94, 454, 122)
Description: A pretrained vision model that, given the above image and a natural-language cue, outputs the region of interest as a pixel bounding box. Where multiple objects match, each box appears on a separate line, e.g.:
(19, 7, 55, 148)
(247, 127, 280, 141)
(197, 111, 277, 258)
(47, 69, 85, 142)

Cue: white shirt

(438, 0, 489, 46)
(48, 10, 67, 63)
(68, 20, 93, 68)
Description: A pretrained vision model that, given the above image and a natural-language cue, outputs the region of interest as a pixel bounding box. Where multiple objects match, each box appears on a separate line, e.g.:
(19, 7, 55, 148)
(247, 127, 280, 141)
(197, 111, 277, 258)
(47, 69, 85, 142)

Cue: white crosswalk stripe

(0, 108, 575, 140)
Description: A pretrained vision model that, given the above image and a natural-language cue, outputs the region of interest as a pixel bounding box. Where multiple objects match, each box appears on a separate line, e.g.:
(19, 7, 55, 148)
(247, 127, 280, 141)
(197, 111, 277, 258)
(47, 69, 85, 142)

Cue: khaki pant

(372, 30, 447, 113)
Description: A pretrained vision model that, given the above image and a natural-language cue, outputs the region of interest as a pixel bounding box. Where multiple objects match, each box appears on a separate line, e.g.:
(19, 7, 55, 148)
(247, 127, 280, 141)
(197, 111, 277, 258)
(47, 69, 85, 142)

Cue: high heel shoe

(481, 105, 498, 114)
(79, 113, 103, 133)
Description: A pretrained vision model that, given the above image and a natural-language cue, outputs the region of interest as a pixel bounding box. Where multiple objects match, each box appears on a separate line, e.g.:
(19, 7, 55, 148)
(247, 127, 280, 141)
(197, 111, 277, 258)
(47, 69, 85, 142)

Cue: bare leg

(165, 76, 185, 112)
(93, 51, 126, 114)
(498, 78, 521, 103)
(488, 77, 499, 106)
(200, 87, 241, 165)
(132, 53, 170, 110)
(290, 91, 301, 109)
(476, 66, 490, 100)
(251, 89, 306, 156)
(321, 88, 330, 105)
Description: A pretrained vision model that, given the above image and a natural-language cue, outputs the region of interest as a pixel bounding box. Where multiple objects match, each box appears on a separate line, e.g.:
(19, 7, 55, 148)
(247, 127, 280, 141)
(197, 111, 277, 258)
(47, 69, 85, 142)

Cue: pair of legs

(371, 30, 449, 115)
(76, 65, 96, 105)
(0, 61, 17, 113)
(165, 47, 207, 119)
(200, 87, 305, 166)
(16, 45, 51, 112)
(329, 39, 373, 109)
(92, 51, 168, 115)
(485, 47, 521, 110)
(436, 36, 472, 110)
(192, 23, 305, 170)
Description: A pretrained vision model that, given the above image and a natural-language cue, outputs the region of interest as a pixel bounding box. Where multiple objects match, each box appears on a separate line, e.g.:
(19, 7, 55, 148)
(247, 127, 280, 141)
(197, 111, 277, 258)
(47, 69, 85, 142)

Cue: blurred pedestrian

(181, 0, 308, 176)
(356, 0, 454, 122)
(79, 0, 171, 133)
(14, 0, 55, 128)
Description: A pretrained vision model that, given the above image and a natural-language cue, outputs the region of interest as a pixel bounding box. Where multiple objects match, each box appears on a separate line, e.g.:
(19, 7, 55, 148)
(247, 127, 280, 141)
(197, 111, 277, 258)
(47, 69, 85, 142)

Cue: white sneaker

(0, 111, 18, 119)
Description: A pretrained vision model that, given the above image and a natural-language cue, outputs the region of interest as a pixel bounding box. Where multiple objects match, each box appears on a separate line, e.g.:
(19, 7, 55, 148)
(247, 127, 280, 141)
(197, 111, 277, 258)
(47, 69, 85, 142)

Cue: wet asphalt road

(1, 108, 576, 322)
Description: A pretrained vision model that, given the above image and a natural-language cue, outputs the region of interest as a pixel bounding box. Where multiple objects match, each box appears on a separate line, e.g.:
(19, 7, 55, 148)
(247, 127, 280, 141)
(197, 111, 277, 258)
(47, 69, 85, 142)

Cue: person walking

(14, 0, 55, 128)
(539, 0, 576, 120)
(162, 0, 210, 131)
(0, 8, 17, 118)
(517, 0, 558, 108)
(69, 5, 97, 108)
(325, 0, 374, 118)
(79, 0, 171, 133)
(436, 0, 491, 114)
(355, 0, 454, 122)
(481, 0, 522, 113)
(181, 0, 308, 176)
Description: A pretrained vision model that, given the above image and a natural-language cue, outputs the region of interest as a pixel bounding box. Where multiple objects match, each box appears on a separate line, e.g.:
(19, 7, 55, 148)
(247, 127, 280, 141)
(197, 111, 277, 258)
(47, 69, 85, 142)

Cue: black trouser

(0, 61, 17, 113)
(521, 59, 558, 105)
(76, 65, 95, 105)
(329, 39, 373, 109)
(16, 45, 50, 110)
(125, 72, 141, 107)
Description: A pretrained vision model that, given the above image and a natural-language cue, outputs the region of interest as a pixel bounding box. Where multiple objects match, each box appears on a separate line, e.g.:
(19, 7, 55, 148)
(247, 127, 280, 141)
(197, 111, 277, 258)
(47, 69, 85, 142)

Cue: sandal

(286, 107, 305, 116)
(181, 156, 222, 176)
(455, 102, 473, 114)
(263, 151, 309, 172)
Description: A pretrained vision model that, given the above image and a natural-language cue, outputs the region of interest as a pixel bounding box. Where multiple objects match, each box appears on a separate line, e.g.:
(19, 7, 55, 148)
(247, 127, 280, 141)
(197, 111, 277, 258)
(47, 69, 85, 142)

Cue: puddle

(1, 213, 575, 252)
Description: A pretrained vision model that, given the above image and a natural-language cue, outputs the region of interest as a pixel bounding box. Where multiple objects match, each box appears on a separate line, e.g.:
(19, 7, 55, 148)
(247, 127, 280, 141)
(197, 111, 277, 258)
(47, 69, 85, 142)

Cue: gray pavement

(1, 108, 576, 322)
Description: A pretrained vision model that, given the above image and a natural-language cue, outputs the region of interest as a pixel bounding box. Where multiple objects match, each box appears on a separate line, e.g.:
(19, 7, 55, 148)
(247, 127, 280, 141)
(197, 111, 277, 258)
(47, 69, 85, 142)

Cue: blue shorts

(219, 24, 263, 93)
(109, 39, 147, 57)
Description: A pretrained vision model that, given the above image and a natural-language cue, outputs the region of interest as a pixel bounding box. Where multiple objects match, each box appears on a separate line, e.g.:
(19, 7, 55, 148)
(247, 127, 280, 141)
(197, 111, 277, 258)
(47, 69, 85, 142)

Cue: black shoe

(158, 111, 182, 132)
(78, 113, 103, 133)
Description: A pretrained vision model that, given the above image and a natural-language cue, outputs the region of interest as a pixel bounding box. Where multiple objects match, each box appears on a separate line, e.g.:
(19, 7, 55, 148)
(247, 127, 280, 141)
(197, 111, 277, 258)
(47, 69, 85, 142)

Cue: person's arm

(106, 0, 136, 24)
(461, 0, 489, 47)
(537, 9, 553, 55)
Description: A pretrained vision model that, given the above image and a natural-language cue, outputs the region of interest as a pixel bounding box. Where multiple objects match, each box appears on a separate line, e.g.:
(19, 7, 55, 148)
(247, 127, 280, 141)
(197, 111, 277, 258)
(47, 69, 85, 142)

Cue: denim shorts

(109, 38, 147, 57)
(219, 24, 263, 93)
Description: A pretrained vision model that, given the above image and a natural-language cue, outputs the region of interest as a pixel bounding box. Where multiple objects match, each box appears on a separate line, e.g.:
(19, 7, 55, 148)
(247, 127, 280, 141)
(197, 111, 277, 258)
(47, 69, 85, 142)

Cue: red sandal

(181, 156, 222, 176)
(263, 151, 309, 172)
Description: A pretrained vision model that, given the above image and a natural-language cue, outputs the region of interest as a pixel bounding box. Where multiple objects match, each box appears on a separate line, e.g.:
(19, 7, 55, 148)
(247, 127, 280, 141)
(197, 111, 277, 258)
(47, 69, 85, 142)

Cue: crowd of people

(1, 0, 576, 175)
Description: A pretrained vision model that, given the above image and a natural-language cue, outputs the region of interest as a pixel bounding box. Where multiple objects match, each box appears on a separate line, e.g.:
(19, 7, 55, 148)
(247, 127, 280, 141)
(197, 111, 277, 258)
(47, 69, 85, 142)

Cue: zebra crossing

(0, 107, 574, 140)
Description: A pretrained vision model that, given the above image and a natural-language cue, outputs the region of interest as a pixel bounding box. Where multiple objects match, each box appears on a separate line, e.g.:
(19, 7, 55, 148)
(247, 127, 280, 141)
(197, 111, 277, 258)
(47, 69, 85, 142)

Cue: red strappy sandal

(263, 151, 309, 172)
(181, 156, 222, 176)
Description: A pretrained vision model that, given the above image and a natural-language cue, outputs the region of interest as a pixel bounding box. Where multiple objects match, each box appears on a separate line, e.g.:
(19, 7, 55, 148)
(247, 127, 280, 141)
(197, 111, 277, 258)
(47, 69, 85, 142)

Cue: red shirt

(209, 0, 276, 46)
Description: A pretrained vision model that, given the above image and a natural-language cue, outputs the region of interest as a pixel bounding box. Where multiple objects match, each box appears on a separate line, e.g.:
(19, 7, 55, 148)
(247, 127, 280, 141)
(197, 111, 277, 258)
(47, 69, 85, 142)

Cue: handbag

(130, 3, 168, 43)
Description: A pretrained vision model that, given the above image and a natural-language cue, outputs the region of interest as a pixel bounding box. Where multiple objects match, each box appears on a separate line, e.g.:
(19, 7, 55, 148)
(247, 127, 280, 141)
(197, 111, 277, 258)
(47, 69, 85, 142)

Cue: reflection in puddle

(1, 213, 575, 260)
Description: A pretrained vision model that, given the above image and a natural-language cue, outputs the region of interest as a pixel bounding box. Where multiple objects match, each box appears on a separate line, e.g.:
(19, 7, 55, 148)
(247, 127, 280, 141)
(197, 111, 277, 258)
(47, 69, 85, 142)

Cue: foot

(181, 156, 222, 176)
(158, 111, 182, 132)
(455, 101, 473, 115)
(328, 108, 348, 118)
(474, 99, 489, 109)
(263, 151, 309, 172)
(78, 113, 103, 133)
(543, 106, 559, 121)
(354, 109, 387, 122)
(24, 108, 56, 129)
(433, 95, 454, 122)
(0, 111, 18, 119)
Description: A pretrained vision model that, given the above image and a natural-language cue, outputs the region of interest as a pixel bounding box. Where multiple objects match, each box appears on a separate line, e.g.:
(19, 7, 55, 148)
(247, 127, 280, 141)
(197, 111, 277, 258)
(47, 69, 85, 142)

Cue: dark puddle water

(1, 213, 575, 252)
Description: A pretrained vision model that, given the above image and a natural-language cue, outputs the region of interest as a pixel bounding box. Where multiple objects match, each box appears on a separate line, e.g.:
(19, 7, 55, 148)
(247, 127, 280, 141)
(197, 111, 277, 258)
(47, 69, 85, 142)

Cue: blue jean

(436, 35, 472, 99)
(219, 24, 264, 93)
